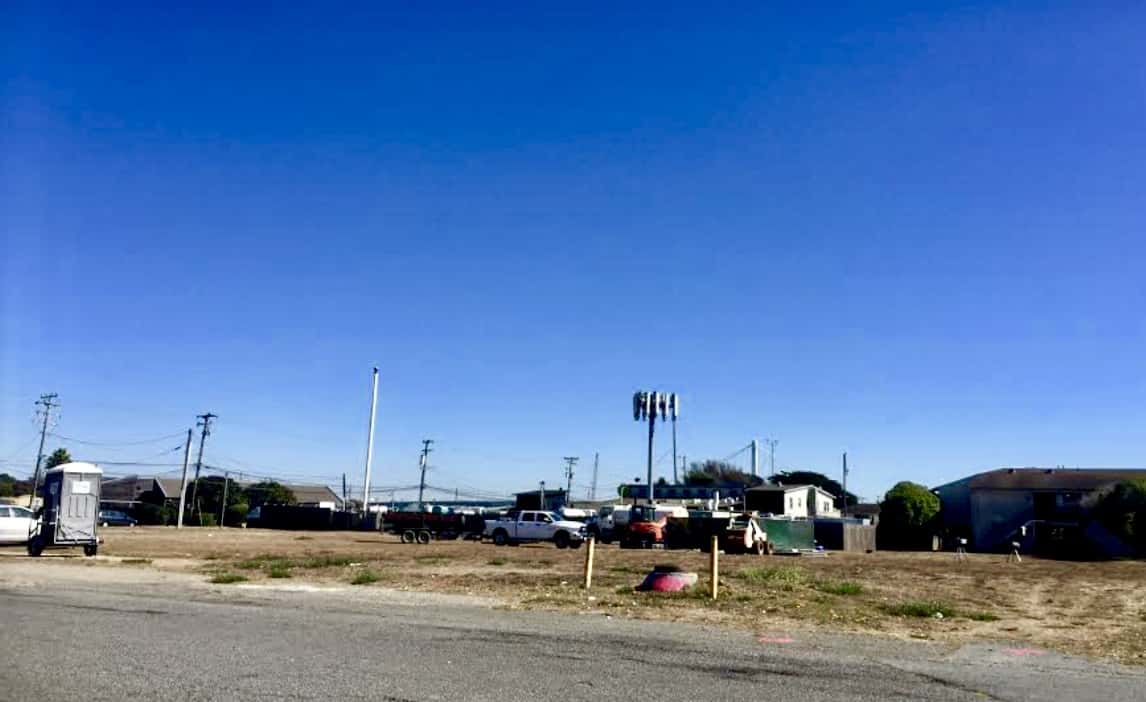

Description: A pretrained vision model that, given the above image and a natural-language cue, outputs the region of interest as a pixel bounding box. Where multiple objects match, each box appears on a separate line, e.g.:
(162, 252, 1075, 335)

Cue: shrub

(1091, 480, 1146, 554)
(299, 555, 353, 569)
(225, 502, 249, 527)
(210, 573, 247, 584)
(268, 565, 292, 579)
(351, 570, 381, 585)
(487, 557, 508, 566)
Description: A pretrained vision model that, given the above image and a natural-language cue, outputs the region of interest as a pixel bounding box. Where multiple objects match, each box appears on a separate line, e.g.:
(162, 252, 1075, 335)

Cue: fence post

(710, 535, 719, 599)
(583, 536, 596, 589)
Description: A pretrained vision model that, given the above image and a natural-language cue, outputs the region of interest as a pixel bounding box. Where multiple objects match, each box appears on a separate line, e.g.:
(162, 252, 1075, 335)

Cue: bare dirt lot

(9, 526, 1146, 664)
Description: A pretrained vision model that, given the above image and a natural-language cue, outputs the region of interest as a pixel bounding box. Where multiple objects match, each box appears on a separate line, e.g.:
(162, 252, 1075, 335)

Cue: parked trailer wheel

(417, 530, 432, 544)
(27, 538, 44, 558)
(401, 530, 416, 544)
(83, 544, 98, 557)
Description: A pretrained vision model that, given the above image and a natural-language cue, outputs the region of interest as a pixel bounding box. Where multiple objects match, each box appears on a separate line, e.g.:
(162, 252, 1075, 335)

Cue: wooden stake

(583, 536, 596, 589)
(710, 535, 719, 599)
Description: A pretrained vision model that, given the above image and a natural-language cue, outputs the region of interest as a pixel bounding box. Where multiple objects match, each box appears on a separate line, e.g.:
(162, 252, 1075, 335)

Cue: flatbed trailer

(382, 511, 486, 544)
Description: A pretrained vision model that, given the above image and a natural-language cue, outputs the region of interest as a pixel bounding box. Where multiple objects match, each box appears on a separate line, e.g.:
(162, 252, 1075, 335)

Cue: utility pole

(563, 456, 579, 507)
(670, 396, 680, 484)
(417, 439, 433, 511)
(342, 473, 348, 511)
(176, 428, 193, 528)
(842, 451, 849, 517)
(681, 454, 687, 480)
(28, 393, 59, 508)
(188, 412, 216, 524)
(590, 452, 599, 502)
(539, 480, 546, 511)
(362, 367, 380, 513)
(632, 392, 678, 506)
(219, 471, 230, 527)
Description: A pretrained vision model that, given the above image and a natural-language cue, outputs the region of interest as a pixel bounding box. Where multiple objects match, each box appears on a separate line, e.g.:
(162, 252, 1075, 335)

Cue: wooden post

(709, 535, 719, 599)
(583, 536, 596, 589)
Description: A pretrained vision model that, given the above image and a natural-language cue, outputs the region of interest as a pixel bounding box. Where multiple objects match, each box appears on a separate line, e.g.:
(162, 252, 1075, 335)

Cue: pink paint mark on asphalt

(757, 636, 795, 644)
(1005, 648, 1045, 657)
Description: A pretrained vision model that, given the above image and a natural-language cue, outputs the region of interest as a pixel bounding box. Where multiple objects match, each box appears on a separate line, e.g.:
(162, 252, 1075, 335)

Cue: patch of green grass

(487, 557, 508, 566)
(294, 535, 313, 541)
(736, 566, 809, 590)
(298, 555, 354, 569)
(883, 600, 956, 618)
(210, 573, 248, 584)
(964, 611, 1000, 622)
(815, 579, 864, 596)
(268, 565, 292, 579)
(121, 558, 152, 565)
(414, 553, 453, 563)
(350, 570, 381, 585)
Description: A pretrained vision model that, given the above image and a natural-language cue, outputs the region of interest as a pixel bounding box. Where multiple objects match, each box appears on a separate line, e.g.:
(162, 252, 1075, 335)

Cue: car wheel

(493, 530, 509, 546)
(554, 531, 570, 549)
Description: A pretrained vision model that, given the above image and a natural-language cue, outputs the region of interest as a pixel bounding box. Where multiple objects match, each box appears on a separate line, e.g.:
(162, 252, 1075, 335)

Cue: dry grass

(98, 527, 1146, 664)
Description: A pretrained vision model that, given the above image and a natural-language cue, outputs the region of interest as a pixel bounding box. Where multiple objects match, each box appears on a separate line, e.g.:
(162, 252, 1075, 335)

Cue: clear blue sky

(3, 2, 1144, 502)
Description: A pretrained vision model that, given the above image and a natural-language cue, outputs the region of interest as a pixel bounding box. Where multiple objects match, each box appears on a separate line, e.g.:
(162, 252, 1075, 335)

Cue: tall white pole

(176, 428, 193, 529)
(362, 367, 379, 513)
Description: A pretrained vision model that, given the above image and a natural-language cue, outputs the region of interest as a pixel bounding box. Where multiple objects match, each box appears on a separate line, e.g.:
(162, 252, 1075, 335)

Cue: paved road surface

(1, 561, 1142, 701)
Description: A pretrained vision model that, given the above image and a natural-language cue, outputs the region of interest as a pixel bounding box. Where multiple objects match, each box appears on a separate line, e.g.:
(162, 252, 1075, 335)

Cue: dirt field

(13, 527, 1146, 664)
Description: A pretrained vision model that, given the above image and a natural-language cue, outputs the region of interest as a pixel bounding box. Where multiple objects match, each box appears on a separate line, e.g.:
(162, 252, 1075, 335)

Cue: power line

(46, 430, 185, 447)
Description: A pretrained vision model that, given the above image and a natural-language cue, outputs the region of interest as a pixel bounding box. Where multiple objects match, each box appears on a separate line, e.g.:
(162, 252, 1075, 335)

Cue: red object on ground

(636, 570, 698, 592)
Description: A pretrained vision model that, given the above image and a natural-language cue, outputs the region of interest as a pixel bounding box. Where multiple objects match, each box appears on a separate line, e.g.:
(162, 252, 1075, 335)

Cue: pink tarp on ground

(636, 571, 698, 592)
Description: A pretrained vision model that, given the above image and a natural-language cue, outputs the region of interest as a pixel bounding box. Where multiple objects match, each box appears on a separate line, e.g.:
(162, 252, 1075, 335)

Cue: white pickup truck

(484, 510, 587, 549)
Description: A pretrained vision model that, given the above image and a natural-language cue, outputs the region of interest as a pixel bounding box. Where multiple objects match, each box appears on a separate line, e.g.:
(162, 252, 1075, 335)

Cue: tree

(769, 470, 858, 509)
(189, 476, 246, 525)
(655, 476, 668, 486)
(1091, 479, 1146, 554)
(878, 481, 940, 549)
(0, 473, 34, 497)
(242, 481, 297, 509)
(683, 460, 763, 487)
(44, 448, 72, 470)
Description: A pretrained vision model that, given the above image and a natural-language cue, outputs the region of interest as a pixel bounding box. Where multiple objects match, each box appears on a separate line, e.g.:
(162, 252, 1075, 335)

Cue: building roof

(958, 468, 1146, 492)
(285, 484, 342, 506)
(746, 484, 818, 494)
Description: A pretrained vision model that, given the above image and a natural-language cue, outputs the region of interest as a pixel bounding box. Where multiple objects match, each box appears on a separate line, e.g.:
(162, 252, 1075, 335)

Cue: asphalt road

(1, 563, 1143, 701)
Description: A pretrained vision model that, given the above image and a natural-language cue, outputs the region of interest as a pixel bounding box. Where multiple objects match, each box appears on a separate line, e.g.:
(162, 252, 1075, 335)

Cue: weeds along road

(0, 560, 1143, 702)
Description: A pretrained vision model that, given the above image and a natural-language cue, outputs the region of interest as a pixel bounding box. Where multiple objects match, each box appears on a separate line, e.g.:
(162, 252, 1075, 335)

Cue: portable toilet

(28, 462, 102, 557)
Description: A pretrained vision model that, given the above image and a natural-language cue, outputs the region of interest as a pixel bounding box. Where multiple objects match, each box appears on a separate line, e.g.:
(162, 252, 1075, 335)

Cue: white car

(483, 510, 587, 548)
(0, 505, 37, 544)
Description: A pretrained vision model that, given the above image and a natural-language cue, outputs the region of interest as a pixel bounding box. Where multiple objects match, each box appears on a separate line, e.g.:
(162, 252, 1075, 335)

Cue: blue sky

(3, 2, 1144, 502)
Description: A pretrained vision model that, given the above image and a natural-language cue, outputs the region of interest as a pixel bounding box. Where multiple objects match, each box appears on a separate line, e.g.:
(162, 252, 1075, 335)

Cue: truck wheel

(417, 530, 432, 545)
(83, 544, 98, 557)
(554, 531, 570, 549)
(493, 530, 509, 546)
(401, 530, 416, 544)
(27, 538, 44, 558)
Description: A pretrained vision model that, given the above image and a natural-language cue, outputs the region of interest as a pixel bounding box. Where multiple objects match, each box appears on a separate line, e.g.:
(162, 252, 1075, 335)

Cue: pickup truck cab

(484, 510, 587, 549)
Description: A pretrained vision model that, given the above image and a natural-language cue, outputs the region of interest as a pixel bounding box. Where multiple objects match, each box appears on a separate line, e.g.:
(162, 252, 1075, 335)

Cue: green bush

(225, 502, 249, 527)
(1092, 480, 1146, 554)
(878, 482, 940, 549)
(199, 513, 217, 527)
(134, 503, 173, 526)
(210, 573, 247, 584)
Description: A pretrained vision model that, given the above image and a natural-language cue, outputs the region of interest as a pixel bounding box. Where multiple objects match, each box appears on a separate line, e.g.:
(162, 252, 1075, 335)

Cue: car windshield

(11, 507, 32, 518)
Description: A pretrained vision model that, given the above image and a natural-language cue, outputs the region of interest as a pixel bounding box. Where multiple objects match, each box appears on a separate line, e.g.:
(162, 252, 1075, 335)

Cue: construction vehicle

(617, 504, 688, 549)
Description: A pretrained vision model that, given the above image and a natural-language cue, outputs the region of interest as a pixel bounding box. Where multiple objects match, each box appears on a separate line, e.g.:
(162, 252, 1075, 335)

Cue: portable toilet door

(40, 462, 102, 555)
